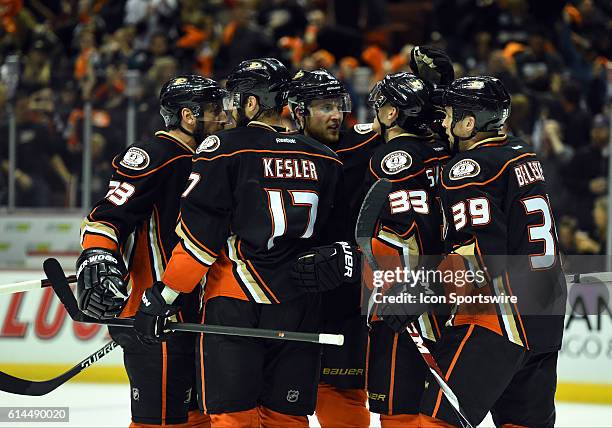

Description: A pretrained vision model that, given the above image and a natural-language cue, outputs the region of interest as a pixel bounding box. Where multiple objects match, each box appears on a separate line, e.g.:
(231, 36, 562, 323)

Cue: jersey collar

(467, 133, 507, 151)
(387, 131, 434, 143)
(155, 130, 195, 154)
(247, 121, 278, 132)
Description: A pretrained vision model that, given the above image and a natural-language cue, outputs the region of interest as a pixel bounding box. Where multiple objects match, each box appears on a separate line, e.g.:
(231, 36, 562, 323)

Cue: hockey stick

(0, 275, 77, 295)
(355, 179, 474, 428)
(43, 258, 344, 346)
(354, 178, 393, 322)
(0, 340, 118, 396)
(0, 260, 344, 396)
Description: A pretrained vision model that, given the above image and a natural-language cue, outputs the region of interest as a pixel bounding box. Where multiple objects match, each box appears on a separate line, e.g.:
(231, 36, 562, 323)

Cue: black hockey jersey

(162, 121, 344, 304)
(364, 132, 451, 340)
(440, 133, 566, 352)
(335, 123, 382, 240)
(80, 131, 199, 318)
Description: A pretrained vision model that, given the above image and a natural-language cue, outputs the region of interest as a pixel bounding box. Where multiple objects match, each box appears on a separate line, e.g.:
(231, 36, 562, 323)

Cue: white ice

(1, 383, 611, 427)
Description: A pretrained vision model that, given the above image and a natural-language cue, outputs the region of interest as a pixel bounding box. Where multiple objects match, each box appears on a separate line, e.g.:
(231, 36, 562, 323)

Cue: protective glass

(367, 82, 387, 111)
(200, 95, 233, 124)
(306, 94, 352, 117)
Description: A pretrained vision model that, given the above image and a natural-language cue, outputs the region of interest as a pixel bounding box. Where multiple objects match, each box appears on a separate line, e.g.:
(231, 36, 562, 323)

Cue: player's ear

(180, 107, 194, 125)
(389, 106, 399, 122)
(246, 95, 259, 118)
(465, 115, 476, 133)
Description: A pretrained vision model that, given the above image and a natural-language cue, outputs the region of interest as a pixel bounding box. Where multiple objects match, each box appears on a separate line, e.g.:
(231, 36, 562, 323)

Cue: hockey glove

(291, 242, 360, 293)
(379, 281, 432, 333)
(76, 248, 128, 319)
(409, 45, 454, 87)
(134, 281, 180, 345)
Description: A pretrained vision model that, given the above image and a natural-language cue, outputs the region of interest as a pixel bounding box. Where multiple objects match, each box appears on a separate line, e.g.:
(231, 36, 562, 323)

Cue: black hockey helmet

(441, 76, 511, 133)
(368, 72, 431, 130)
(159, 75, 229, 129)
(226, 58, 290, 111)
(287, 69, 351, 119)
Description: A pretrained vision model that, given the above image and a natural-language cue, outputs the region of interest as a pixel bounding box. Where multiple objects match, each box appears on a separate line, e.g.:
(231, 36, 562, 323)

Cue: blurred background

(0, 0, 611, 417)
(0, 0, 610, 266)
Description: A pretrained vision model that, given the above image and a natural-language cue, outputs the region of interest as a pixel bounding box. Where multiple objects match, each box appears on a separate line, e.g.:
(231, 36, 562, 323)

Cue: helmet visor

(200, 94, 233, 124)
(306, 94, 352, 117)
(367, 82, 387, 110)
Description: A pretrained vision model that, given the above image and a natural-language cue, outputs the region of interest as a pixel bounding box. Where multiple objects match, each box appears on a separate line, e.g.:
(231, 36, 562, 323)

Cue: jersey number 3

(105, 181, 135, 206)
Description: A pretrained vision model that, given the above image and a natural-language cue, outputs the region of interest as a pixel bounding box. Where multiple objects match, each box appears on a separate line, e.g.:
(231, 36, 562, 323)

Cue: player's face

(202, 103, 230, 134)
(443, 106, 473, 144)
(304, 98, 344, 144)
(372, 104, 395, 135)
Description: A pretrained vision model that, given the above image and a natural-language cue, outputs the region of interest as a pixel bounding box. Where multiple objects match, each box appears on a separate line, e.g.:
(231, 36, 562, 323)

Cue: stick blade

(355, 178, 392, 242)
(43, 258, 82, 321)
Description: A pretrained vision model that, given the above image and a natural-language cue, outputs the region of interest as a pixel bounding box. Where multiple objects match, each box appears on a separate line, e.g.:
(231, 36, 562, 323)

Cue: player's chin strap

(376, 108, 400, 142)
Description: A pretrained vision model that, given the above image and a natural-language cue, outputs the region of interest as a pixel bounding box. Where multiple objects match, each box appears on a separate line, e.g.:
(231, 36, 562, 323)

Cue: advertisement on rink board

(0, 215, 611, 402)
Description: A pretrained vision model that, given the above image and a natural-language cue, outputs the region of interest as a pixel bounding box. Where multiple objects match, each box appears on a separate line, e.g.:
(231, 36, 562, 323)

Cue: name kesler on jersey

(196, 135, 221, 154)
(120, 147, 150, 170)
(353, 123, 374, 134)
(449, 158, 481, 180)
(381, 150, 412, 175)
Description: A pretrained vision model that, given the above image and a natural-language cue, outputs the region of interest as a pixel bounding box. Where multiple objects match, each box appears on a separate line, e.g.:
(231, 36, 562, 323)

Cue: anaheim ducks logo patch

(196, 135, 221, 154)
(120, 147, 150, 170)
(449, 158, 480, 180)
(353, 123, 374, 134)
(381, 150, 412, 175)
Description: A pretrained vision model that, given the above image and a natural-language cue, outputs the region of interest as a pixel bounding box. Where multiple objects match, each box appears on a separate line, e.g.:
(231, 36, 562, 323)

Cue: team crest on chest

(449, 159, 480, 180)
(354, 123, 374, 134)
(381, 150, 412, 175)
(196, 135, 221, 153)
(120, 147, 150, 170)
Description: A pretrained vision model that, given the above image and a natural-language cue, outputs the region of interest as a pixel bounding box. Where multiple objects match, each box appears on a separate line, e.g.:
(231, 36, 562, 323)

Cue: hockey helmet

(442, 76, 511, 133)
(368, 72, 431, 129)
(287, 69, 351, 118)
(159, 75, 230, 129)
(226, 58, 291, 111)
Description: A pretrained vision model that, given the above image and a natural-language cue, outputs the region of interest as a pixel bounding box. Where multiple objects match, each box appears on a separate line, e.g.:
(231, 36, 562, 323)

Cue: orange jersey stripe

(203, 250, 250, 302)
(112, 154, 192, 179)
(162, 243, 209, 293)
(81, 233, 118, 251)
(336, 134, 378, 153)
(388, 332, 399, 415)
(194, 149, 342, 165)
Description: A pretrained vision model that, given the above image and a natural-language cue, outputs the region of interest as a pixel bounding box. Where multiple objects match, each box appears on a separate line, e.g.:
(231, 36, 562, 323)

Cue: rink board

(1, 215, 612, 403)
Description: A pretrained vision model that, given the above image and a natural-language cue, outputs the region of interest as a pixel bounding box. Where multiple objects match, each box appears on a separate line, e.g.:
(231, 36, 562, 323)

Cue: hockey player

(76, 75, 230, 427)
(287, 69, 379, 428)
(359, 72, 451, 427)
(401, 76, 565, 427)
(132, 58, 345, 428)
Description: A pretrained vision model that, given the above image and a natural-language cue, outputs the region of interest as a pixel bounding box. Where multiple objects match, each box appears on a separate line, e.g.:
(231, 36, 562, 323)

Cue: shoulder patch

(449, 158, 481, 180)
(353, 123, 374, 134)
(381, 150, 412, 175)
(196, 135, 221, 154)
(120, 147, 150, 170)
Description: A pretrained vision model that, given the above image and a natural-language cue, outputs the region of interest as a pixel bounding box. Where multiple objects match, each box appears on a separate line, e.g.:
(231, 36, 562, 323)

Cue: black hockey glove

(379, 281, 433, 333)
(409, 45, 454, 87)
(291, 242, 360, 293)
(76, 248, 128, 319)
(134, 281, 180, 345)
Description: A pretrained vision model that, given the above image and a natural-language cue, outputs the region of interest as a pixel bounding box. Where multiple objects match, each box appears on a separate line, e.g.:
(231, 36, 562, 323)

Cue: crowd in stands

(0, 0, 610, 262)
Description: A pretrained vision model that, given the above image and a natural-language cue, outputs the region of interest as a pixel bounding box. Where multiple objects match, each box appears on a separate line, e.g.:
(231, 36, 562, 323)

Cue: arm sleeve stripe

(176, 227, 216, 266)
(178, 219, 219, 258)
